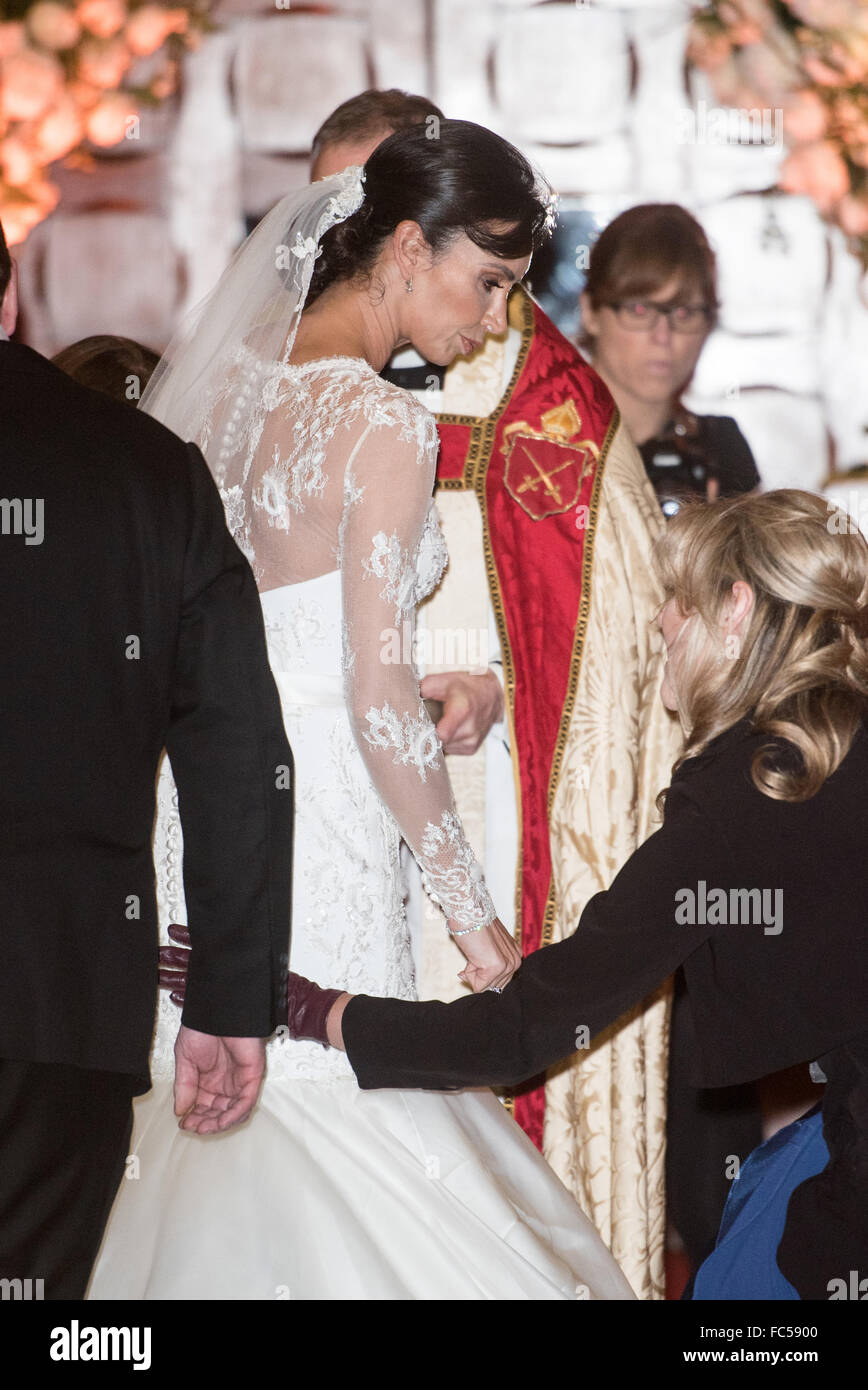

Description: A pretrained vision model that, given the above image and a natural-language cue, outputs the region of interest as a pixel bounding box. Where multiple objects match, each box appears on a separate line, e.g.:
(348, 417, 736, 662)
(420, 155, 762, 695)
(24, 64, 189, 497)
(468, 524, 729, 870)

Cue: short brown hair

(51, 335, 160, 404)
(311, 89, 445, 162)
(582, 203, 719, 345)
(0, 219, 11, 305)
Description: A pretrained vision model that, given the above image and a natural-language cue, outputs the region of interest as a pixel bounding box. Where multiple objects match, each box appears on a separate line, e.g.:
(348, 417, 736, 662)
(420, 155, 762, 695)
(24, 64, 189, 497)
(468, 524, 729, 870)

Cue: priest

(414, 279, 680, 1300)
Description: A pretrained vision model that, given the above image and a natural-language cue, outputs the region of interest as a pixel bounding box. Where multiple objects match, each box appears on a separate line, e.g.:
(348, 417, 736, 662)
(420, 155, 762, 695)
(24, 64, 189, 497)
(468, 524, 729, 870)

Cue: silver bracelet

(446, 921, 486, 937)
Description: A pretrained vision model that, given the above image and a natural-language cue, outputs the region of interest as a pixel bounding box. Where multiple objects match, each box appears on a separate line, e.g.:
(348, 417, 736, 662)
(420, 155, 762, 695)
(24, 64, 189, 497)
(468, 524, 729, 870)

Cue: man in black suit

(0, 222, 293, 1299)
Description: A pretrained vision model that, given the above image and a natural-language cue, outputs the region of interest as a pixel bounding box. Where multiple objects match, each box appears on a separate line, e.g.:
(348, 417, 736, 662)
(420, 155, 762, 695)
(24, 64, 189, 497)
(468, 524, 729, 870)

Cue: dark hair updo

(305, 119, 553, 308)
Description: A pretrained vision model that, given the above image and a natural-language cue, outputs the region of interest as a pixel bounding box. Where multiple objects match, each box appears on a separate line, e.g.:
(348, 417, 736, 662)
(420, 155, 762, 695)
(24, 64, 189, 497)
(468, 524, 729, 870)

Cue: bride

(88, 120, 633, 1300)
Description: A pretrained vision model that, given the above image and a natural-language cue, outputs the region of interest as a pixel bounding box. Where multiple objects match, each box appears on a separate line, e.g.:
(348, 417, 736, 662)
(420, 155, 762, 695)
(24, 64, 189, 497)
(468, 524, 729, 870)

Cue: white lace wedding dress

(88, 358, 633, 1300)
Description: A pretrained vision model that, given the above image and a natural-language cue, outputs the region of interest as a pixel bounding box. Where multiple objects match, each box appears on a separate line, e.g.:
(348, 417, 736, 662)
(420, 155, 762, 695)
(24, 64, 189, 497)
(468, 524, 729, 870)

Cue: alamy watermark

(674, 880, 783, 935)
(676, 99, 783, 149)
(827, 1270, 868, 1299)
(380, 622, 489, 671)
(826, 493, 867, 537)
(1, 1276, 44, 1300)
(49, 1321, 151, 1369)
(0, 497, 43, 545)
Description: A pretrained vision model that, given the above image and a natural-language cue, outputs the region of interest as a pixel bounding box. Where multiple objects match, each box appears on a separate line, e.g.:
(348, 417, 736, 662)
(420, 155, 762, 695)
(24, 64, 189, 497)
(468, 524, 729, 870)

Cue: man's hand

(420, 669, 504, 755)
(173, 1026, 266, 1135)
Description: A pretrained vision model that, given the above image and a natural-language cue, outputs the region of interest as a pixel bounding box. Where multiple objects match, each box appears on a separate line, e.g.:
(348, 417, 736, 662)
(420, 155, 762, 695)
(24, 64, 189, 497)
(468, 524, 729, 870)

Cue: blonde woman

(276, 489, 868, 1299)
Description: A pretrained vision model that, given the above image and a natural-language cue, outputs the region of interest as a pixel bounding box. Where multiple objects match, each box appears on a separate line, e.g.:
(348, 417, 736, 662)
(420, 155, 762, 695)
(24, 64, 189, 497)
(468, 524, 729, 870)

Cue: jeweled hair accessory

(543, 189, 560, 235)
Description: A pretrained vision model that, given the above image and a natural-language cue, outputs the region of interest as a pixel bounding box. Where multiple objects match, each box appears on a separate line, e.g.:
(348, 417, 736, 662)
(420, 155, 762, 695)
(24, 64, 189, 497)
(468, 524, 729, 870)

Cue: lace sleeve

(339, 404, 496, 932)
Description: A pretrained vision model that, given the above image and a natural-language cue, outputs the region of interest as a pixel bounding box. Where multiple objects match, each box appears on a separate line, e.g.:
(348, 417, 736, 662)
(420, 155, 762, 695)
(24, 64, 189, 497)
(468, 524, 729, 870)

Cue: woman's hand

(452, 916, 521, 993)
(159, 923, 192, 1006)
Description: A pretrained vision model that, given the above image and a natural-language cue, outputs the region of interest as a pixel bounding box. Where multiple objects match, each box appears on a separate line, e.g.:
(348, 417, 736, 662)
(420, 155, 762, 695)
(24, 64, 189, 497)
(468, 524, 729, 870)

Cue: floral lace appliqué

(364, 530, 417, 624)
(419, 811, 497, 930)
(413, 502, 448, 606)
(364, 701, 442, 782)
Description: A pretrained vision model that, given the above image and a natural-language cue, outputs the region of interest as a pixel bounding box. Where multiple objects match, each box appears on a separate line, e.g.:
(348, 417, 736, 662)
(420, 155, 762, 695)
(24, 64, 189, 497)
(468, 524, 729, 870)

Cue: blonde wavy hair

(655, 489, 868, 803)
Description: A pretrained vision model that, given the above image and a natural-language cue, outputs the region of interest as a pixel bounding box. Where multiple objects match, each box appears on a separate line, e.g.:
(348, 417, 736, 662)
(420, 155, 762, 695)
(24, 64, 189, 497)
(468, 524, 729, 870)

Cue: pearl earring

(406, 277, 413, 294)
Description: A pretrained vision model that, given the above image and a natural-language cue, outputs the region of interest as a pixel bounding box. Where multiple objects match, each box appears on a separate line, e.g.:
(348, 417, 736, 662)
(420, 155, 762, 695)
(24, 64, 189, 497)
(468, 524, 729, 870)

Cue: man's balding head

(310, 88, 444, 181)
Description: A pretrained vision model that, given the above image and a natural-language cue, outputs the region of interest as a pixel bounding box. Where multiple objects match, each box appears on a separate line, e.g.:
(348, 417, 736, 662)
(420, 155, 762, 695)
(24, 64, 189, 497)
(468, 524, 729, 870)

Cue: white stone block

(697, 194, 829, 336)
(492, 4, 630, 145)
(628, 6, 693, 197)
(520, 134, 634, 197)
(234, 14, 369, 153)
(39, 211, 182, 353)
(690, 329, 821, 399)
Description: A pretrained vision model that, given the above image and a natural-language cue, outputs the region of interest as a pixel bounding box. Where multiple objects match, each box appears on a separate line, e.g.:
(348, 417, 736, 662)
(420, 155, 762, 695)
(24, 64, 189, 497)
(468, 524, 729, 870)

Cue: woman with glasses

(579, 203, 760, 518)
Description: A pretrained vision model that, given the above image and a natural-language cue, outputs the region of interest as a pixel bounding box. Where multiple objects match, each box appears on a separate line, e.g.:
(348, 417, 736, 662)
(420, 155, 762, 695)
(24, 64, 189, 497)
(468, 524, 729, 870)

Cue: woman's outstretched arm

(336, 782, 720, 1090)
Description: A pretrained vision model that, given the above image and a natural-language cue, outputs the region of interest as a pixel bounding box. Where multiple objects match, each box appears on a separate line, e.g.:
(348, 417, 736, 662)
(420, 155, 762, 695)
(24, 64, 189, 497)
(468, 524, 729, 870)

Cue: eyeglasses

(606, 300, 713, 334)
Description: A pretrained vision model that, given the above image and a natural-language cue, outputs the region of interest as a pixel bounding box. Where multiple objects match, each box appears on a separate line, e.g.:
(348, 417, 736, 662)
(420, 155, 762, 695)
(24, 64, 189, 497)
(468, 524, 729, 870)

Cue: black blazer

(345, 715, 868, 1089)
(0, 342, 293, 1091)
(343, 716, 868, 1295)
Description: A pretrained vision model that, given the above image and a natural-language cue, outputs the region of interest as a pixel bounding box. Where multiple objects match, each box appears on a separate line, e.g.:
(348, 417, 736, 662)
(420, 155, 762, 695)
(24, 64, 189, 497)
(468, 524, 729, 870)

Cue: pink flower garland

(0, 1, 208, 244)
(690, 0, 868, 262)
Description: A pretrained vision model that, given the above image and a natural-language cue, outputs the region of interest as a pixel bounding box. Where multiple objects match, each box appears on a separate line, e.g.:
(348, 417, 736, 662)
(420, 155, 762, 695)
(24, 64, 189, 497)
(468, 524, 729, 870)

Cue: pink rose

(0, 21, 26, 59)
(721, 0, 779, 29)
(149, 69, 177, 101)
(779, 141, 850, 213)
(703, 53, 748, 107)
(125, 4, 187, 57)
(0, 49, 65, 122)
(0, 135, 39, 188)
(837, 193, 868, 238)
(737, 40, 801, 101)
(0, 177, 59, 245)
(717, 0, 778, 46)
(77, 36, 131, 89)
(687, 28, 733, 72)
(66, 78, 101, 115)
(86, 91, 136, 146)
(782, 89, 828, 145)
(27, 2, 82, 51)
(803, 54, 845, 88)
(33, 94, 85, 162)
(785, 0, 868, 28)
(75, 0, 127, 40)
(828, 37, 868, 86)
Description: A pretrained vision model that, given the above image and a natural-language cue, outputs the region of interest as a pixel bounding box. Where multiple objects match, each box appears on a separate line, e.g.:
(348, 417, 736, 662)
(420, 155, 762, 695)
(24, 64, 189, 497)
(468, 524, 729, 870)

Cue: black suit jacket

(0, 343, 293, 1092)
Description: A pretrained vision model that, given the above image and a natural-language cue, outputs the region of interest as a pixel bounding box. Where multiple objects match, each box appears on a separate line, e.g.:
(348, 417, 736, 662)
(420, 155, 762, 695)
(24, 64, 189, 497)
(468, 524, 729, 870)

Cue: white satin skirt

(88, 1077, 635, 1301)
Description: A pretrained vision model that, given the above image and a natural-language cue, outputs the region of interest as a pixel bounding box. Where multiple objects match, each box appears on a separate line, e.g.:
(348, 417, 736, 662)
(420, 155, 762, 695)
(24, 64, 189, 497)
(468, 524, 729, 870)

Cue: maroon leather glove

(159, 929, 341, 1048)
(158, 923, 191, 1006)
(287, 972, 344, 1047)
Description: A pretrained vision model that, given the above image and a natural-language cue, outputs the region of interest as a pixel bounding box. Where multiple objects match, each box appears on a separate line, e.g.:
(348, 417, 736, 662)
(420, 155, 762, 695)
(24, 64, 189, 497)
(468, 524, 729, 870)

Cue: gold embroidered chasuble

(417, 287, 681, 1298)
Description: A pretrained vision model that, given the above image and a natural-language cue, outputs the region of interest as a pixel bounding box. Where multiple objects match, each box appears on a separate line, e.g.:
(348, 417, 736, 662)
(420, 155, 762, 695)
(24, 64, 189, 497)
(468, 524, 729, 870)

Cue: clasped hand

(420, 669, 504, 756)
(451, 917, 521, 992)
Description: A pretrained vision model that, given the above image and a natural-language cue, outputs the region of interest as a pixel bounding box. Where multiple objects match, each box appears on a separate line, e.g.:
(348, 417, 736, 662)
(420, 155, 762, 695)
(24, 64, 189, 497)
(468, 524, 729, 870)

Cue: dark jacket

(343, 716, 868, 1295)
(0, 342, 293, 1092)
